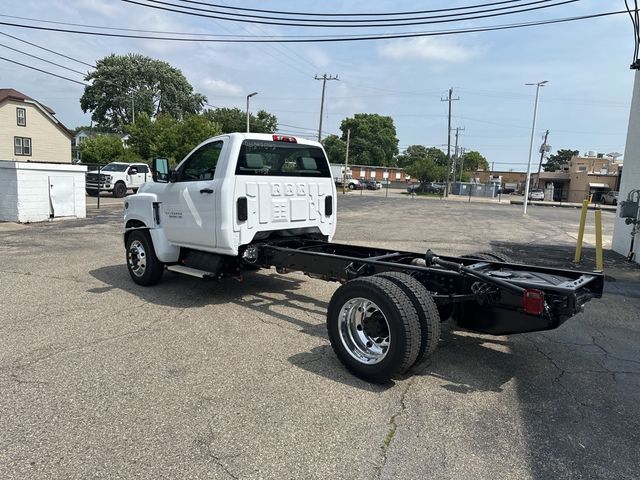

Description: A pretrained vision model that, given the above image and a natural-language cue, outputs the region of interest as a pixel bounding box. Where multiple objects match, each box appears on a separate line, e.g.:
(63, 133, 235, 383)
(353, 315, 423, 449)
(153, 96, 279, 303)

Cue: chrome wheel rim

(338, 297, 390, 365)
(128, 240, 147, 277)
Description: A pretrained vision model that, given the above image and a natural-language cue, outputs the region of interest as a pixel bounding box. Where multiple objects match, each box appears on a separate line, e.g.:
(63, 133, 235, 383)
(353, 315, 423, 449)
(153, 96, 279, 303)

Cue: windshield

(101, 164, 129, 172)
(236, 140, 331, 178)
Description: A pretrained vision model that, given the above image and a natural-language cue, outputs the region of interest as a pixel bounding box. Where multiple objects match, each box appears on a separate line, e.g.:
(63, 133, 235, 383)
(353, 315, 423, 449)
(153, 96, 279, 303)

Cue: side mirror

(128, 168, 138, 175)
(152, 157, 169, 183)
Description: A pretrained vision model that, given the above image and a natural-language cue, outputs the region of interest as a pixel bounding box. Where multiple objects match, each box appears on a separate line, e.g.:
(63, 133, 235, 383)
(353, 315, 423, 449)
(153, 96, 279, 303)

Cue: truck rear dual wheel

(374, 272, 441, 365)
(327, 276, 422, 384)
(126, 230, 164, 286)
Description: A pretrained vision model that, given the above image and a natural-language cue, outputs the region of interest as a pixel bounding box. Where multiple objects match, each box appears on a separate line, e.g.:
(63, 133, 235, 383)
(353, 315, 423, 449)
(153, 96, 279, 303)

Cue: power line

(0, 56, 87, 86)
(0, 10, 630, 43)
(121, 0, 578, 28)
(0, 31, 95, 68)
(170, 0, 535, 17)
(134, 0, 565, 24)
(0, 42, 87, 76)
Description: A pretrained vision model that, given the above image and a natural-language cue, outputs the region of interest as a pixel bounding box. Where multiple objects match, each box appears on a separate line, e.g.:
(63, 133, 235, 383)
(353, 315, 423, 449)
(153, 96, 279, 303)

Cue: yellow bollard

(594, 209, 604, 272)
(574, 199, 589, 263)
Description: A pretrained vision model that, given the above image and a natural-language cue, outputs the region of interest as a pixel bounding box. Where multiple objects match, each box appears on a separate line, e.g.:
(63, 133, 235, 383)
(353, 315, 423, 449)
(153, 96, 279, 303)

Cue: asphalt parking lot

(1, 195, 639, 479)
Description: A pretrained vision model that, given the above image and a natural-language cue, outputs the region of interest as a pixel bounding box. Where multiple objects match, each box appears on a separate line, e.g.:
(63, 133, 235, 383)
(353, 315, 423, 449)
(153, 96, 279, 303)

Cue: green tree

(125, 113, 221, 163)
(81, 53, 206, 132)
(173, 114, 222, 160)
(339, 114, 399, 166)
(544, 149, 578, 172)
(460, 150, 489, 172)
(125, 112, 155, 160)
(203, 107, 277, 133)
(78, 135, 125, 165)
(322, 135, 346, 164)
(396, 145, 447, 169)
(405, 157, 447, 184)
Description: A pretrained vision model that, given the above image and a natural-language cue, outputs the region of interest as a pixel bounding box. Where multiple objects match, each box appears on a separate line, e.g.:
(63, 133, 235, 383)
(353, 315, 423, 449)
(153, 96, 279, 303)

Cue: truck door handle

(200, 188, 214, 194)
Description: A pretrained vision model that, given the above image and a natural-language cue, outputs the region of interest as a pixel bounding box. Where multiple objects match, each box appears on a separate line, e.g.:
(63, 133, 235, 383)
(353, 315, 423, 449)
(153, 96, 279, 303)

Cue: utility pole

(535, 129, 550, 188)
(458, 146, 466, 183)
(441, 88, 459, 197)
(523, 80, 548, 215)
(131, 91, 135, 124)
(315, 74, 339, 142)
(343, 128, 350, 195)
(452, 127, 465, 190)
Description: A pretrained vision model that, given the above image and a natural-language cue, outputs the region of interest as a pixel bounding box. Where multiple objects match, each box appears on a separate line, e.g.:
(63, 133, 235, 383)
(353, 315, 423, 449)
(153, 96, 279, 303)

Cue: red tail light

(523, 289, 545, 315)
(272, 134, 297, 143)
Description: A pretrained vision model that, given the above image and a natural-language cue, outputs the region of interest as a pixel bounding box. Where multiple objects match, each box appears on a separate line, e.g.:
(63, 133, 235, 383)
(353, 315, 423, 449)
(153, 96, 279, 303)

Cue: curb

(509, 200, 617, 211)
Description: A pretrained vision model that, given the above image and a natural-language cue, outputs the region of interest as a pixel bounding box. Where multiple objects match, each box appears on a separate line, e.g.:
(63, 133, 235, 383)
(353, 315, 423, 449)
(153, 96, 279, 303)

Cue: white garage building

(0, 161, 87, 223)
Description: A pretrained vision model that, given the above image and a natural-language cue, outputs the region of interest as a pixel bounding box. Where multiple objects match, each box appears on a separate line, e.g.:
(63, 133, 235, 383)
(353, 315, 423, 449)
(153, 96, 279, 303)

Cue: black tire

(461, 251, 514, 263)
(113, 181, 127, 198)
(327, 276, 421, 383)
(348, 183, 355, 190)
(374, 272, 441, 365)
(125, 230, 164, 286)
(86, 189, 98, 197)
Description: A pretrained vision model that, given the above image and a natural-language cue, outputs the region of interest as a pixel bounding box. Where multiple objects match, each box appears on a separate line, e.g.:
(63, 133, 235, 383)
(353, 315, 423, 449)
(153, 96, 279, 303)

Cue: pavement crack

(525, 338, 589, 418)
(197, 422, 240, 480)
(377, 378, 416, 478)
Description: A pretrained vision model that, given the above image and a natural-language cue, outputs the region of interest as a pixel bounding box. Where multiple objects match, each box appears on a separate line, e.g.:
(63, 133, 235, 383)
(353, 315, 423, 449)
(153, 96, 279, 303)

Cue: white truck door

(128, 165, 147, 188)
(161, 140, 224, 250)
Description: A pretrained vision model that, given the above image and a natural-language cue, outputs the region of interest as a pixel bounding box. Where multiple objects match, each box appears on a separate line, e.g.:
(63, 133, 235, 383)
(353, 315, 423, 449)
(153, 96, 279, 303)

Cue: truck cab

(123, 133, 337, 282)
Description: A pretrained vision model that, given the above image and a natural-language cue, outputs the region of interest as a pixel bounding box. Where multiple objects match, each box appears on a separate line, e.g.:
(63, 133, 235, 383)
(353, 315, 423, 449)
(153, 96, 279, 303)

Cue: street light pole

(523, 80, 548, 215)
(246, 92, 258, 133)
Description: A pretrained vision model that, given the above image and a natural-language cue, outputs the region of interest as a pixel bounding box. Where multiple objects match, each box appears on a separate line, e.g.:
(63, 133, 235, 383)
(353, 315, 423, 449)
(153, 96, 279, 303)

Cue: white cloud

(378, 37, 480, 63)
(74, 0, 120, 18)
(199, 78, 242, 97)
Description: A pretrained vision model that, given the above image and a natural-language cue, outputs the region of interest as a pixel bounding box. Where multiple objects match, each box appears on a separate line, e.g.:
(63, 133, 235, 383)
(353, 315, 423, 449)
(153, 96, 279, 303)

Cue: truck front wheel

(327, 276, 421, 383)
(113, 182, 127, 198)
(126, 230, 164, 286)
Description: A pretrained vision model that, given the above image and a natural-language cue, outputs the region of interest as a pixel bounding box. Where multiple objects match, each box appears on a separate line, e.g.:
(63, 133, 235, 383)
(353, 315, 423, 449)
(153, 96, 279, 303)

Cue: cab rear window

(235, 140, 331, 177)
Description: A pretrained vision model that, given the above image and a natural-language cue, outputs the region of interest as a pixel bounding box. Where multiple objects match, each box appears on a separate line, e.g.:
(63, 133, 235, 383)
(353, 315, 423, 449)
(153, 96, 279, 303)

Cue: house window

(577, 165, 587, 172)
(16, 107, 26, 126)
(14, 137, 32, 156)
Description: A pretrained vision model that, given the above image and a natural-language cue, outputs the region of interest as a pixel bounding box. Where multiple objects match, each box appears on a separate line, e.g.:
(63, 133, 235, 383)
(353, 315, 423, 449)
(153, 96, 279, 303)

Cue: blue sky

(0, 0, 634, 170)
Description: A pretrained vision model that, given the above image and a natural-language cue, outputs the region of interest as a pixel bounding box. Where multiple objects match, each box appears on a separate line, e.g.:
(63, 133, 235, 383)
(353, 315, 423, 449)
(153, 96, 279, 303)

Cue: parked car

(602, 191, 618, 205)
(407, 182, 444, 194)
(527, 189, 545, 201)
(364, 180, 382, 190)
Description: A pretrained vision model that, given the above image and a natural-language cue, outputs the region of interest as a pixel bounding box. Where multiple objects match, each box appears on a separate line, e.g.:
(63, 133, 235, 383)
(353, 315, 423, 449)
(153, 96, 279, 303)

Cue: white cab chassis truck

(123, 133, 604, 383)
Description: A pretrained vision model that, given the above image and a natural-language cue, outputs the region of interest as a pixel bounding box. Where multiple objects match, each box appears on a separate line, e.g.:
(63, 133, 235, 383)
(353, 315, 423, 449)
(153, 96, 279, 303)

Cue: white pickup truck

(122, 132, 603, 383)
(86, 162, 150, 198)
